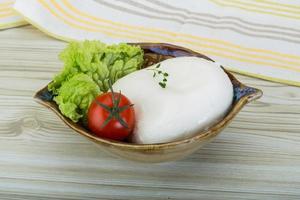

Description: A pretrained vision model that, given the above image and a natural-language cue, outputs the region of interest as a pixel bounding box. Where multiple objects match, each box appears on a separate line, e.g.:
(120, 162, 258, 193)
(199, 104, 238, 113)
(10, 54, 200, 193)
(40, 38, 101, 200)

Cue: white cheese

(113, 57, 233, 144)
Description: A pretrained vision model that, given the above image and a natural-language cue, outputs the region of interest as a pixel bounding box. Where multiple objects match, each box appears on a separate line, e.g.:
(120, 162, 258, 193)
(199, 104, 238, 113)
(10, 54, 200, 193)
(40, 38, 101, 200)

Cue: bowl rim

(34, 42, 263, 150)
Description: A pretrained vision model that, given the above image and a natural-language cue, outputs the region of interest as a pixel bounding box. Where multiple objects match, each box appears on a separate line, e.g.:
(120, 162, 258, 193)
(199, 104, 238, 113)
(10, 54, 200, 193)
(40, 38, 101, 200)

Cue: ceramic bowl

(34, 43, 262, 163)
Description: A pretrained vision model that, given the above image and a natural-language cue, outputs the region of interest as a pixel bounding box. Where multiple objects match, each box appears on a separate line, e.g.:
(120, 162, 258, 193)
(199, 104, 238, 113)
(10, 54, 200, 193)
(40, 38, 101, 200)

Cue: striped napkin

(7, 0, 300, 86)
(0, 0, 26, 29)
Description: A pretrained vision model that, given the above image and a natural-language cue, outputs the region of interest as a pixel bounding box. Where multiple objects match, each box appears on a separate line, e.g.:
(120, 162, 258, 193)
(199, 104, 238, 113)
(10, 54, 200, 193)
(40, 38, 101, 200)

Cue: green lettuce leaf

(48, 40, 143, 94)
(53, 73, 101, 122)
(48, 40, 143, 123)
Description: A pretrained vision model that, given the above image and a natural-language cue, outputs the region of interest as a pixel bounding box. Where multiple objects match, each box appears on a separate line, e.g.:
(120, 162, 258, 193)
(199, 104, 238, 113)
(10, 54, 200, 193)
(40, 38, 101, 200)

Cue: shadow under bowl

(34, 43, 263, 163)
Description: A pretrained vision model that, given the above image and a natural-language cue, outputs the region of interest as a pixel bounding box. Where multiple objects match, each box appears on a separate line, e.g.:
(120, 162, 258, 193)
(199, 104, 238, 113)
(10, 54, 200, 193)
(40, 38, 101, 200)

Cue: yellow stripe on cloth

(210, 0, 300, 19)
(0, 1, 13, 7)
(0, 10, 14, 18)
(0, 0, 14, 17)
(227, 67, 300, 87)
(0, 5, 13, 12)
(223, 0, 300, 14)
(0, 0, 27, 29)
(254, 0, 300, 9)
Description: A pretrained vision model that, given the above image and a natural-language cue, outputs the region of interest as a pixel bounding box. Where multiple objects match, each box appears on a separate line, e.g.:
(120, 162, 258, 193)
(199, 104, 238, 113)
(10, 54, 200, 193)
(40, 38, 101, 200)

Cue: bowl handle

(246, 87, 263, 103)
(233, 85, 263, 103)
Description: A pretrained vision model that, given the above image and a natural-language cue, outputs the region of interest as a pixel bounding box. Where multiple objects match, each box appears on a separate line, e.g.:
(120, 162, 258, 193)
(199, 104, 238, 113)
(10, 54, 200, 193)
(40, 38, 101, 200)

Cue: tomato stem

(96, 80, 134, 129)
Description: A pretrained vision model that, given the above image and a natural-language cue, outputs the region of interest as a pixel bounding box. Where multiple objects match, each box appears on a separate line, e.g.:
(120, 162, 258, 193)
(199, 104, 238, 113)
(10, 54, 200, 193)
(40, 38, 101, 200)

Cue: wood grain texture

(0, 25, 300, 200)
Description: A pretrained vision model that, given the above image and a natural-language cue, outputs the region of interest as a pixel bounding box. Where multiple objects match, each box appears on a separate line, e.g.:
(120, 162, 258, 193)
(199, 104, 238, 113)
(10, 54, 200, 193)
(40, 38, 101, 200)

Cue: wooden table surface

(1, 25, 300, 200)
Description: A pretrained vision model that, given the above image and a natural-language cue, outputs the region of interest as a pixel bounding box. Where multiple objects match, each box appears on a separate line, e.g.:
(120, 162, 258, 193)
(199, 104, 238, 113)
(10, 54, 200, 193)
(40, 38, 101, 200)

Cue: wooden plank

(0, 25, 300, 200)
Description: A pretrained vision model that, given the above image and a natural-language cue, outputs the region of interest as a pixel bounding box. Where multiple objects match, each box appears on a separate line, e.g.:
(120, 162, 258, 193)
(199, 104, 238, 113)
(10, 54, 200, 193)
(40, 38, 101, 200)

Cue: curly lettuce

(49, 40, 144, 94)
(48, 40, 144, 122)
(54, 74, 100, 122)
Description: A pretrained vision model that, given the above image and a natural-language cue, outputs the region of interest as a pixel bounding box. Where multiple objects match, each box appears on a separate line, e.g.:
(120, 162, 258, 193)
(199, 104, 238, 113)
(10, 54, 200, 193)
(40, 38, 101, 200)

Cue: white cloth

(11, 0, 300, 86)
(0, 0, 26, 29)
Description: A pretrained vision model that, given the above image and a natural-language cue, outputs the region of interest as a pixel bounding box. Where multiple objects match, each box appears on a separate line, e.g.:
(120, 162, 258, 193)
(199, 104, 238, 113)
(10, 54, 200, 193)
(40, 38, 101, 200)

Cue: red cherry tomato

(87, 92, 135, 141)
